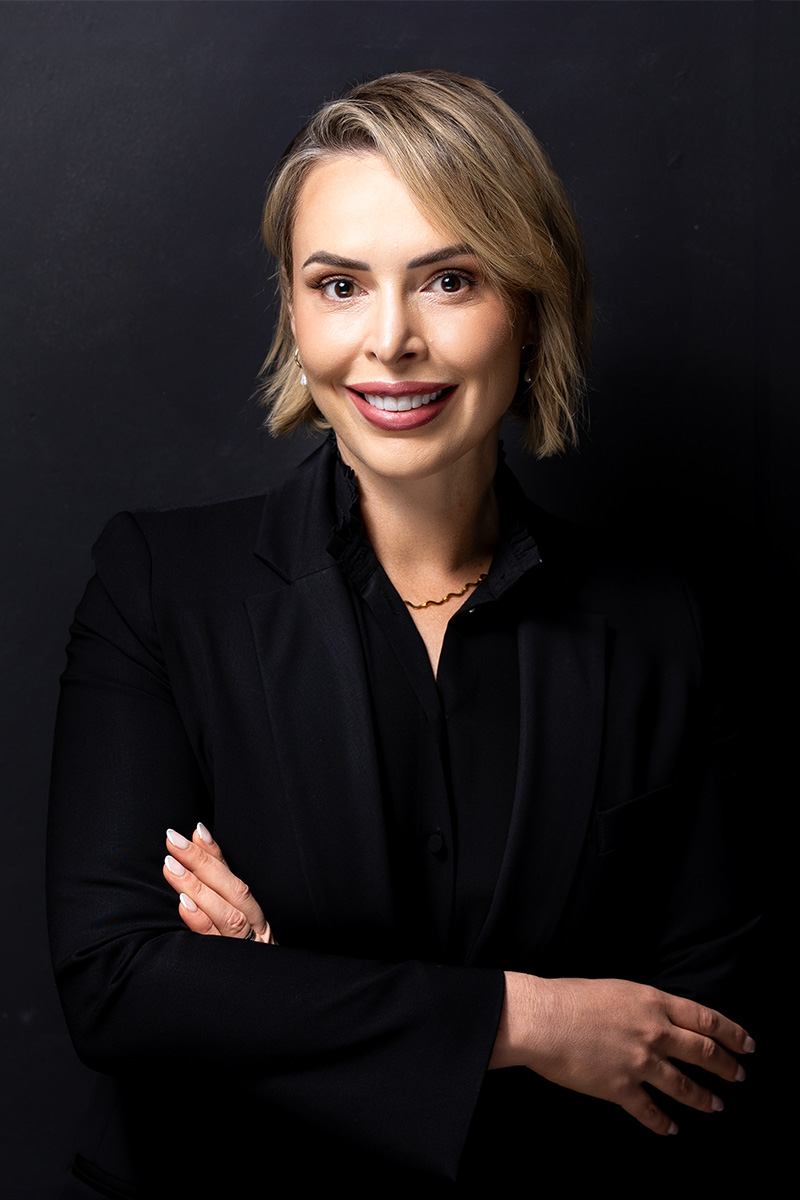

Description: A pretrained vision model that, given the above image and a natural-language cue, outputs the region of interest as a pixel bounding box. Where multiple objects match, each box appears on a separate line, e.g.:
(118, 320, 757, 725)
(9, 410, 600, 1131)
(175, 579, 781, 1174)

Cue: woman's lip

(349, 381, 457, 397)
(346, 386, 455, 430)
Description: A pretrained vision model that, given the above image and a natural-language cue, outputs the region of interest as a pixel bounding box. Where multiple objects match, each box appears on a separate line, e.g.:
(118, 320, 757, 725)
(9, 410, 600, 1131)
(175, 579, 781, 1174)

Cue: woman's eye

(431, 272, 470, 294)
(321, 278, 356, 299)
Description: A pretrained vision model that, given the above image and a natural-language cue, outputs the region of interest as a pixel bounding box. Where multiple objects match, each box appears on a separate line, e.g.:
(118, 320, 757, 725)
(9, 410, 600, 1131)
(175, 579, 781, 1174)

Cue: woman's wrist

(488, 971, 548, 1070)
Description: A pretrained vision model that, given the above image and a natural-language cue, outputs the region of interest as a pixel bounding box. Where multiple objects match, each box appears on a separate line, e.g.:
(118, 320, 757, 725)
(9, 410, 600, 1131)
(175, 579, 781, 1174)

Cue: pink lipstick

(346, 382, 456, 430)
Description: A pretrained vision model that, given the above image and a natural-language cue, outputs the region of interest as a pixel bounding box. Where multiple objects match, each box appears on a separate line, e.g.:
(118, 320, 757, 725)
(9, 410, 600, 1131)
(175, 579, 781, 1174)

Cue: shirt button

(427, 829, 444, 855)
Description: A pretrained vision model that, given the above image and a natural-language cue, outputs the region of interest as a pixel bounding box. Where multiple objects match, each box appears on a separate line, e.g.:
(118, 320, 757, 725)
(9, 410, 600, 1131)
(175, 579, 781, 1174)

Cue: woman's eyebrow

(302, 251, 370, 270)
(301, 244, 474, 271)
(406, 244, 473, 269)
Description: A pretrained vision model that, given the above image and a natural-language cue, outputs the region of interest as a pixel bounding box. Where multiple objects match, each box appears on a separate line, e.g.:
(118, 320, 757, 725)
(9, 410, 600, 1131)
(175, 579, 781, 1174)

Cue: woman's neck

(338, 438, 501, 595)
(336, 438, 501, 676)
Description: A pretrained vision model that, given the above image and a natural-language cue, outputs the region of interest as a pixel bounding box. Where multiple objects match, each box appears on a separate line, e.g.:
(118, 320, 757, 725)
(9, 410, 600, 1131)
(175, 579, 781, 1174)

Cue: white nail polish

(196, 822, 213, 844)
(167, 828, 190, 849)
(179, 893, 197, 912)
(165, 854, 185, 876)
(711, 1096, 724, 1112)
(744, 1036, 756, 1053)
(735, 1064, 746, 1082)
(668, 1122, 679, 1136)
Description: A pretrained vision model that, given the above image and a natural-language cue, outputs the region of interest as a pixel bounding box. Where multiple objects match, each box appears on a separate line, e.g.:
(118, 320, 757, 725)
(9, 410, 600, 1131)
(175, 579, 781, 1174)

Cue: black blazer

(47, 440, 756, 1194)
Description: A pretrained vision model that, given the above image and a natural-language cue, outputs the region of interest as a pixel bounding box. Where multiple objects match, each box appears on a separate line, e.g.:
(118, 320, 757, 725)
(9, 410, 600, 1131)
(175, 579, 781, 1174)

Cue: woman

(48, 71, 756, 1195)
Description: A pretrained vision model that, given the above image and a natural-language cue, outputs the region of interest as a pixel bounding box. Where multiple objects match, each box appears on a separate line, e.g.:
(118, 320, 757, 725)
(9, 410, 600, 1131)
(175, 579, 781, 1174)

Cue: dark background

(2, 1, 795, 1192)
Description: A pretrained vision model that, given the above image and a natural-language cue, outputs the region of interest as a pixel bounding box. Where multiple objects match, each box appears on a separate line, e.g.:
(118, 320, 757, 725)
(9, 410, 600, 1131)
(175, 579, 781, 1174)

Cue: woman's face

(289, 154, 529, 486)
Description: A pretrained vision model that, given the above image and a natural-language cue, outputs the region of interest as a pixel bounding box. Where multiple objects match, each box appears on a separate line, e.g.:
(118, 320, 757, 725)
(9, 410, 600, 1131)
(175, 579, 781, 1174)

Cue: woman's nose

(364, 290, 426, 365)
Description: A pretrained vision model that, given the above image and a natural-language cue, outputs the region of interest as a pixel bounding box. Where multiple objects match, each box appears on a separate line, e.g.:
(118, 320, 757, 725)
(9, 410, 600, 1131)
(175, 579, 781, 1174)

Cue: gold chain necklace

(402, 574, 487, 610)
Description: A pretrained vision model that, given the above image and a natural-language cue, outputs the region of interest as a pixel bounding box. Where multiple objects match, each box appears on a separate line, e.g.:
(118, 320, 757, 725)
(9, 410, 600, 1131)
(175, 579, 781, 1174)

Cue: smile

(345, 384, 456, 431)
(359, 388, 448, 411)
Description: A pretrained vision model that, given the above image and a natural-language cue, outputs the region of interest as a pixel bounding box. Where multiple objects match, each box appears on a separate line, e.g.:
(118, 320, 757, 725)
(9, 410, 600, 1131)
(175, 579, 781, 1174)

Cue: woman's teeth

(361, 389, 446, 411)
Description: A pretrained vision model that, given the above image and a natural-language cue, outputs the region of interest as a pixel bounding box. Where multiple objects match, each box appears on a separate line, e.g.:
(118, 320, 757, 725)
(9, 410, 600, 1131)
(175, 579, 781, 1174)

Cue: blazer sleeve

(46, 512, 505, 1181)
(643, 577, 761, 1022)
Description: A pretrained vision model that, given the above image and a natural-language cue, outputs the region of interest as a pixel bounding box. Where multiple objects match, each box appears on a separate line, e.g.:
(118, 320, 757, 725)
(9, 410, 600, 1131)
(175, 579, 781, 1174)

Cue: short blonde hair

(259, 70, 592, 456)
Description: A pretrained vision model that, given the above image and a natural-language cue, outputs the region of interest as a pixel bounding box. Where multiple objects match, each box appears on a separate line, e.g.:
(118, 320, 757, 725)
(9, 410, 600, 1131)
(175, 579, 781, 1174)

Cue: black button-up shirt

(327, 446, 543, 963)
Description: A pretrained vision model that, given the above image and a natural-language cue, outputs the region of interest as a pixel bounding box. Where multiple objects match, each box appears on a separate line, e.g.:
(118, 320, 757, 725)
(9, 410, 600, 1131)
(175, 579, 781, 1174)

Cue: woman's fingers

(165, 827, 263, 927)
(193, 822, 226, 862)
(163, 852, 271, 940)
(163, 827, 275, 943)
(164, 855, 253, 937)
(665, 1022, 747, 1086)
(626, 1042, 741, 1133)
(177, 890, 220, 936)
(618, 1088, 678, 1137)
(665, 993, 755, 1058)
(649, 1056, 724, 1115)
(615, 1061, 721, 1137)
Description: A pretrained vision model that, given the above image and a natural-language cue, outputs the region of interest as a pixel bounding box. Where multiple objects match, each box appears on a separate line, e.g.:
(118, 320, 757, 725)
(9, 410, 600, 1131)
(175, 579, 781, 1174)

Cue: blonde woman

(49, 72, 755, 1195)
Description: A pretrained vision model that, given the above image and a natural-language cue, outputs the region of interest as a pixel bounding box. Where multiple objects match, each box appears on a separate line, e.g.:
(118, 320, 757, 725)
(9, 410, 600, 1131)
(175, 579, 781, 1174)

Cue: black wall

(2, 2, 794, 1191)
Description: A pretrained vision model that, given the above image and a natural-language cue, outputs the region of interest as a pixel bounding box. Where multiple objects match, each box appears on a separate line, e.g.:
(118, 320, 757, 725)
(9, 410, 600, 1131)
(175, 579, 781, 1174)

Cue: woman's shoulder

(94, 441, 331, 565)
(510, 499, 709, 678)
(521, 497, 697, 618)
(89, 442, 334, 608)
(88, 495, 269, 607)
(75, 496, 272, 654)
(499, 459, 691, 617)
(97, 492, 267, 557)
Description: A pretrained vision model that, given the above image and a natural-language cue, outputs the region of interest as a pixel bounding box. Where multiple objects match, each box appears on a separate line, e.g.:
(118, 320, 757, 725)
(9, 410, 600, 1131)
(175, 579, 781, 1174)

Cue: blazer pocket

(593, 782, 683, 857)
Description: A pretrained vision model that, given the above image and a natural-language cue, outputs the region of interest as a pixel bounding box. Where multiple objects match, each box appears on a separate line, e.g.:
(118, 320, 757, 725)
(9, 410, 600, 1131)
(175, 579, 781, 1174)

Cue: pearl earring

(522, 345, 533, 384)
(293, 346, 307, 388)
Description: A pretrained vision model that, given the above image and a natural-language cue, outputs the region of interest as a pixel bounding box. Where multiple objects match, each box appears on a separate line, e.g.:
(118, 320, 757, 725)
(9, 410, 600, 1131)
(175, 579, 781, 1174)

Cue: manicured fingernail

(735, 1064, 746, 1082)
(743, 1037, 755, 1053)
(179, 892, 197, 912)
(668, 1122, 678, 1136)
(167, 827, 190, 849)
(711, 1095, 724, 1112)
(197, 822, 213, 843)
(165, 855, 185, 876)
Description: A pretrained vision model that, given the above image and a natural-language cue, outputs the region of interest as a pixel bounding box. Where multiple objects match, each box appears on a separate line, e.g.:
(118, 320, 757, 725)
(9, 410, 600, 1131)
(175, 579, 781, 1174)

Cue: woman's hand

(163, 824, 277, 944)
(490, 973, 754, 1135)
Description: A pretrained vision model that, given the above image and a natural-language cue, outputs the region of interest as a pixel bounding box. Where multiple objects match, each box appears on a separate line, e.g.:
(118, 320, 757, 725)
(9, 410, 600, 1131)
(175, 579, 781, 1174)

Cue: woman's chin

(332, 423, 502, 489)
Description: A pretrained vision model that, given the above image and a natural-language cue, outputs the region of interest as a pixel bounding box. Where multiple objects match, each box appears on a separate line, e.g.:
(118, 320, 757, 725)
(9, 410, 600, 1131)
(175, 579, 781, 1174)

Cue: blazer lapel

(245, 443, 394, 950)
(470, 602, 606, 965)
